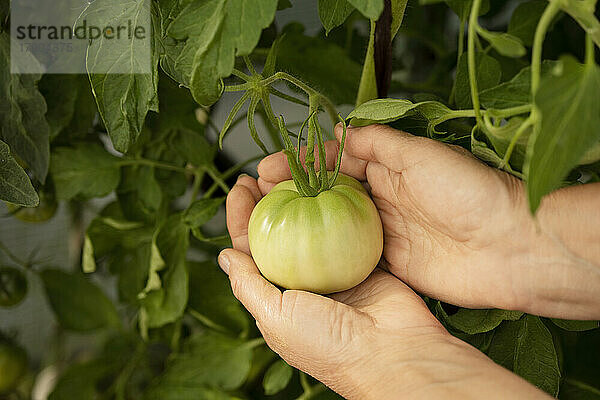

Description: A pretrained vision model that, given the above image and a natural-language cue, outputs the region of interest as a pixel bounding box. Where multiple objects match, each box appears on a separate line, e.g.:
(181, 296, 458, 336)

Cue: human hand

(220, 175, 548, 399)
(257, 124, 600, 319)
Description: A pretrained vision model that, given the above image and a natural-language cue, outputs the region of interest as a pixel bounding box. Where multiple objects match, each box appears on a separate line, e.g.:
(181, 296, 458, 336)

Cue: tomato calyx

(277, 109, 348, 197)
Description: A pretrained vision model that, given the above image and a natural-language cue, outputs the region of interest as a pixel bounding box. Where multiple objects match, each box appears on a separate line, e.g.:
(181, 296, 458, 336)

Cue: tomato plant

(0, 0, 599, 399)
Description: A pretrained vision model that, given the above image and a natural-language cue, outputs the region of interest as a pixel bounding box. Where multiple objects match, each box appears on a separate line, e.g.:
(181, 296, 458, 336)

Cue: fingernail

(218, 252, 230, 274)
(236, 173, 250, 182)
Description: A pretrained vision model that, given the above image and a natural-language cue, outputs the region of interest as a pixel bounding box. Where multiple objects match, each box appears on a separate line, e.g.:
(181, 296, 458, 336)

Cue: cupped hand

(256, 124, 600, 319)
(220, 174, 548, 400)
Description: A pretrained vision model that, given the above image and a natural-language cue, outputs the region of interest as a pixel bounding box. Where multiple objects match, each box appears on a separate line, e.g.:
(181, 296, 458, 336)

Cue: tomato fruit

(0, 267, 28, 307)
(0, 341, 27, 393)
(248, 173, 383, 294)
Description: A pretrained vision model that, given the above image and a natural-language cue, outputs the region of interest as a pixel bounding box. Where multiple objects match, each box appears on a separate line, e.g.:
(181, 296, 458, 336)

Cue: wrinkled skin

(221, 124, 600, 399)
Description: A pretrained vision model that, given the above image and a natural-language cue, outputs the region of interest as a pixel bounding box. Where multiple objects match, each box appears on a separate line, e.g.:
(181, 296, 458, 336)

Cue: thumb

(218, 248, 359, 373)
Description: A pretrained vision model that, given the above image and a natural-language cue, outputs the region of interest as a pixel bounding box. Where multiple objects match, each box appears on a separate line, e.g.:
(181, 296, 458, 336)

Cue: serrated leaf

(319, 0, 355, 34)
(480, 61, 557, 110)
(39, 75, 97, 140)
(168, 0, 278, 105)
(526, 56, 600, 213)
(444, 0, 490, 21)
(41, 269, 120, 331)
(50, 143, 121, 200)
(276, 31, 362, 105)
(184, 197, 225, 228)
(477, 28, 526, 58)
(0, 140, 39, 207)
(454, 52, 501, 109)
(84, 0, 159, 153)
(139, 214, 189, 328)
(347, 0, 382, 19)
(147, 331, 255, 394)
(508, 0, 548, 47)
(488, 316, 560, 396)
(0, 32, 50, 182)
(347, 98, 453, 135)
(263, 360, 293, 395)
(188, 261, 249, 335)
(447, 308, 523, 334)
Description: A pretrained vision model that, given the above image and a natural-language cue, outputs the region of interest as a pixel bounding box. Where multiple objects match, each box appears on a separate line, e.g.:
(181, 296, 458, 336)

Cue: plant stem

(585, 33, 595, 65)
(356, 20, 378, 106)
(531, 0, 561, 95)
(305, 96, 319, 187)
(560, 0, 600, 50)
(449, 19, 466, 105)
(467, 0, 483, 127)
(499, 116, 534, 169)
(204, 166, 230, 194)
(203, 155, 262, 198)
(118, 159, 189, 174)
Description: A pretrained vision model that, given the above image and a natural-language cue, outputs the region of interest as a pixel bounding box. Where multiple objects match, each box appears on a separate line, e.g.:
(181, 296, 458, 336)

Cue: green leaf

(276, 31, 362, 105)
(139, 214, 189, 328)
(148, 331, 255, 394)
(508, 0, 548, 47)
(476, 28, 526, 58)
(318, 0, 355, 35)
(347, 98, 453, 135)
(480, 61, 557, 110)
(168, 0, 278, 105)
(551, 319, 599, 331)
(526, 56, 600, 213)
(560, 378, 600, 399)
(454, 52, 501, 109)
(0, 140, 39, 207)
(49, 360, 115, 400)
(41, 269, 120, 332)
(447, 308, 523, 335)
(488, 316, 560, 396)
(444, 0, 490, 22)
(482, 116, 532, 171)
(117, 165, 163, 221)
(39, 75, 97, 140)
(0, 32, 50, 182)
(50, 143, 121, 201)
(183, 197, 225, 228)
(84, 0, 159, 153)
(347, 0, 382, 20)
(262, 359, 293, 395)
(188, 261, 249, 335)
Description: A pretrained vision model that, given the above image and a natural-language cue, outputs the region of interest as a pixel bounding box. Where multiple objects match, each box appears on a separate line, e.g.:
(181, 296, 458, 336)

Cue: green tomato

(248, 173, 383, 294)
(0, 341, 27, 393)
(0, 267, 28, 307)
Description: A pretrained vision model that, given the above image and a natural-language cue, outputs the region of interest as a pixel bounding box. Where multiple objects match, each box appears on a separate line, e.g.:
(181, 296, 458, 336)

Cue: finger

(226, 179, 260, 254)
(334, 123, 430, 173)
(236, 174, 262, 203)
(257, 176, 277, 195)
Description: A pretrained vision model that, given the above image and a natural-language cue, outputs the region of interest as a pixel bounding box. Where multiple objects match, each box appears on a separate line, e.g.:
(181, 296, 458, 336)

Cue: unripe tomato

(0, 267, 28, 307)
(0, 341, 27, 393)
(248, 174, 383, 294)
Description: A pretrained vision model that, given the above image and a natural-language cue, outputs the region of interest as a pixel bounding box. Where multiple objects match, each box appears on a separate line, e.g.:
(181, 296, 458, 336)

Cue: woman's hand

(257, 124, 600, 319)
(221, 174, 548, 400)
